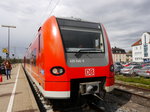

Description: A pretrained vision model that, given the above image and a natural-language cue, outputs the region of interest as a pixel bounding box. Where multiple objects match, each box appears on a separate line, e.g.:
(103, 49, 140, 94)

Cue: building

(126, 51, 132, 62)
(132, 32, 150, 62)
(112, 47, 126, 63)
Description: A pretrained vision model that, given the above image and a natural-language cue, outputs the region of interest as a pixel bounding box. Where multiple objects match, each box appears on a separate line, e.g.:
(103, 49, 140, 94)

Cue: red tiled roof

(131, 39, 142, 46)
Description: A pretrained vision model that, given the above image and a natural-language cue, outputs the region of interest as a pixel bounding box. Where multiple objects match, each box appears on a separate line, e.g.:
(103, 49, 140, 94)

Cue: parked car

(122, 62, 130, 67)
(122, 62, 140, 67)
(120, 65, 142, 76)
(114, 62, 123, 74)
(137, 66, 150, 78)
(0, 63, 5, 74)
(141, 63, 150, 67)
(115, 62, 122, 66)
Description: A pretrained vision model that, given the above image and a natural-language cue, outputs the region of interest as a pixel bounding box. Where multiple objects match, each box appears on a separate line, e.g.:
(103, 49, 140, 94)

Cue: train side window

(38, 34, 41, 52)
(31, 49, 36, 66)
(27, 53, 30, 64)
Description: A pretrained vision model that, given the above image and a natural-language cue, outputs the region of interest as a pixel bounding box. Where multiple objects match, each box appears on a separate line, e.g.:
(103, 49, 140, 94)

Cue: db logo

(85, 68, 95, 76)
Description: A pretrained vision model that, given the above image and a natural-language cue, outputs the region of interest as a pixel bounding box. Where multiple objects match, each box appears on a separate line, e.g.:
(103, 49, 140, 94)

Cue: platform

(0, 64, 40, 112)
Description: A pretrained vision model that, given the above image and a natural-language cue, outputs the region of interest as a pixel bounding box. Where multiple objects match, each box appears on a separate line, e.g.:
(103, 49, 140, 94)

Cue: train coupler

(79, 81, 106, 100)
(80, 81, 101, 95)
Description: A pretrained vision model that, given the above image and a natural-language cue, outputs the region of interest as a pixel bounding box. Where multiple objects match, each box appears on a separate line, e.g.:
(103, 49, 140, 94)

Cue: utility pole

(1, 25, 16, 59)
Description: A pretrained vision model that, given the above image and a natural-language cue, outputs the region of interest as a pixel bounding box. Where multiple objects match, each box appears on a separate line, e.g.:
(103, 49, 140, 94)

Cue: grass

(115, 75, 150, 89)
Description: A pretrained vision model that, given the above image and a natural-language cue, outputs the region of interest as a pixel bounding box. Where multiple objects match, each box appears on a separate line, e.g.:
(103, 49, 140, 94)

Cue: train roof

(56, 17, 101, 30)
(56, 17, 100, 24)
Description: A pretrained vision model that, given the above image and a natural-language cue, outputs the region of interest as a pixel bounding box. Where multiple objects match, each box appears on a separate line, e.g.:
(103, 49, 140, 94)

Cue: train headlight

(50, 66, 65, 76)
(110, 64, 114, 72)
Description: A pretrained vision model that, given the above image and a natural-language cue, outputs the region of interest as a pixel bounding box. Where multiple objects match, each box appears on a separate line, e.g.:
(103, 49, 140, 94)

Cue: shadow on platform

(15, 109, 39, 112)
(0, 92, 22, 98)
(0, 82, 15, 85)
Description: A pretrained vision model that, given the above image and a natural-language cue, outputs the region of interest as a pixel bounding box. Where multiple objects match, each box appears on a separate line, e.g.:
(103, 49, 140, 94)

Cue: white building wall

(132, 47, 135, 62)
(112, 54, 126, 62)
(148, 44, 150, 57)
(132, 32, 150, 62)
(132, 45, 143, 62)
(122, 54, 126, 62)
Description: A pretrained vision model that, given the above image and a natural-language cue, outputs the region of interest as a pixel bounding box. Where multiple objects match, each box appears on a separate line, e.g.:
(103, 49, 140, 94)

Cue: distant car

(115, 62, 122, 66)
(122, 62, 140, 67)
(120, 65, 142, 76)
(141, 63, 150, 67)
(122, 63, 130, 67)
(114, 62, 123, 74)
(0, 64, 5, 74)
(137, 66, 150, 78)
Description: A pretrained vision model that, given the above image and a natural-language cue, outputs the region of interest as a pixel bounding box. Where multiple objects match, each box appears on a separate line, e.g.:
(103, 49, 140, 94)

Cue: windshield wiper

(75, 48, 99, 58)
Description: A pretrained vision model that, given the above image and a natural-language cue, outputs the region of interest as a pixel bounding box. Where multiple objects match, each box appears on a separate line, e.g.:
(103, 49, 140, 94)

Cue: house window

(144, 34, 146, 44)
(144, 44, 148, 57)
(135, 47, 138, 50)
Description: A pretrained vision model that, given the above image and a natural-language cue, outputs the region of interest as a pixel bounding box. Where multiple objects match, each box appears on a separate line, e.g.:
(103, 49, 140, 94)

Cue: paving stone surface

(0, 64, 39, 112)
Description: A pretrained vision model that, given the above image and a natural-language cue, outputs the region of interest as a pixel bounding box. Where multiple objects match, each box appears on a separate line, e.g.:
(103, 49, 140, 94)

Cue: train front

(55, 18, 114, 99)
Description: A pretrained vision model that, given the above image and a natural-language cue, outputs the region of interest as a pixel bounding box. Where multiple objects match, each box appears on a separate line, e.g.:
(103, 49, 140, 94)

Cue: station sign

(2, 48, 8, 53)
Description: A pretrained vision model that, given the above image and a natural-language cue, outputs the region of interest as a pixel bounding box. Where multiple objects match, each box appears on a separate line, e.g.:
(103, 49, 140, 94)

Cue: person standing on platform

(4, 60, 12, 80)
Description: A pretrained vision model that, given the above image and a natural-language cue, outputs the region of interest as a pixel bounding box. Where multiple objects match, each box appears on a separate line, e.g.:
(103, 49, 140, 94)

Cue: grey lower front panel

(66, 53, 108, 67)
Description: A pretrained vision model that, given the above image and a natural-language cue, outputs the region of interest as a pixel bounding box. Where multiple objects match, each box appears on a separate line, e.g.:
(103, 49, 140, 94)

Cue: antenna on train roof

(70, 16, 82, 21)
(58, 16, 82, 21)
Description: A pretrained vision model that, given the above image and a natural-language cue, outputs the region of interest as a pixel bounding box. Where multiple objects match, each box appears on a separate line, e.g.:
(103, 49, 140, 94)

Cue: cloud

(0, 0, 150, 58)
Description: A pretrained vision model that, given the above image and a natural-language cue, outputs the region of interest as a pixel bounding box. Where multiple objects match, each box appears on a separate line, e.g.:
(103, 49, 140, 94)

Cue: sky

(0, 0, 150, 58)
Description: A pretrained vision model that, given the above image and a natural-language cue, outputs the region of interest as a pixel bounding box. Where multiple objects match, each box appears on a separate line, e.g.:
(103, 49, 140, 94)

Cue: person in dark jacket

(4, 60, 12, 80)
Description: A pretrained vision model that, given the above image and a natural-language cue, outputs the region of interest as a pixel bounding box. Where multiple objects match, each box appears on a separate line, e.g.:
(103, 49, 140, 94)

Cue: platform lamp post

(1, 25, 16, 59)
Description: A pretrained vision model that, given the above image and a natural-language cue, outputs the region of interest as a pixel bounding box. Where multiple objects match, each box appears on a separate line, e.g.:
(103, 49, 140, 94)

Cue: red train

(24, 16, 114, 100)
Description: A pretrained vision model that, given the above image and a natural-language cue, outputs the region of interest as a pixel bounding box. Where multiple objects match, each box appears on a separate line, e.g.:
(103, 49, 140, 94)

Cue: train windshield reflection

(60, 27, 105, 53)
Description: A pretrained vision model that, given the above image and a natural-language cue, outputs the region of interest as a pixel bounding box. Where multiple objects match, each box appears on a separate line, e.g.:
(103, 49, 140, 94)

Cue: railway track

(114, 82, 150, 107)
(115, 82, 150, 92)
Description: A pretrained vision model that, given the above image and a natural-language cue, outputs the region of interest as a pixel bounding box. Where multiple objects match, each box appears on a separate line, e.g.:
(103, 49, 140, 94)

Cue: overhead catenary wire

(38, 0, 53, 27)
(49, 0, 61, 16)
(37, 0, 61, 28)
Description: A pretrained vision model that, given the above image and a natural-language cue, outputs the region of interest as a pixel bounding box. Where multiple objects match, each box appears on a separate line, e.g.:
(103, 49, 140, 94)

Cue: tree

(127, 50, 132, 54)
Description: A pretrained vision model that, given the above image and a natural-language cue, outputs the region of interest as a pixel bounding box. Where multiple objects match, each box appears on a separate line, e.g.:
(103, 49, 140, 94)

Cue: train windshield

(60, 27, 105, 53)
